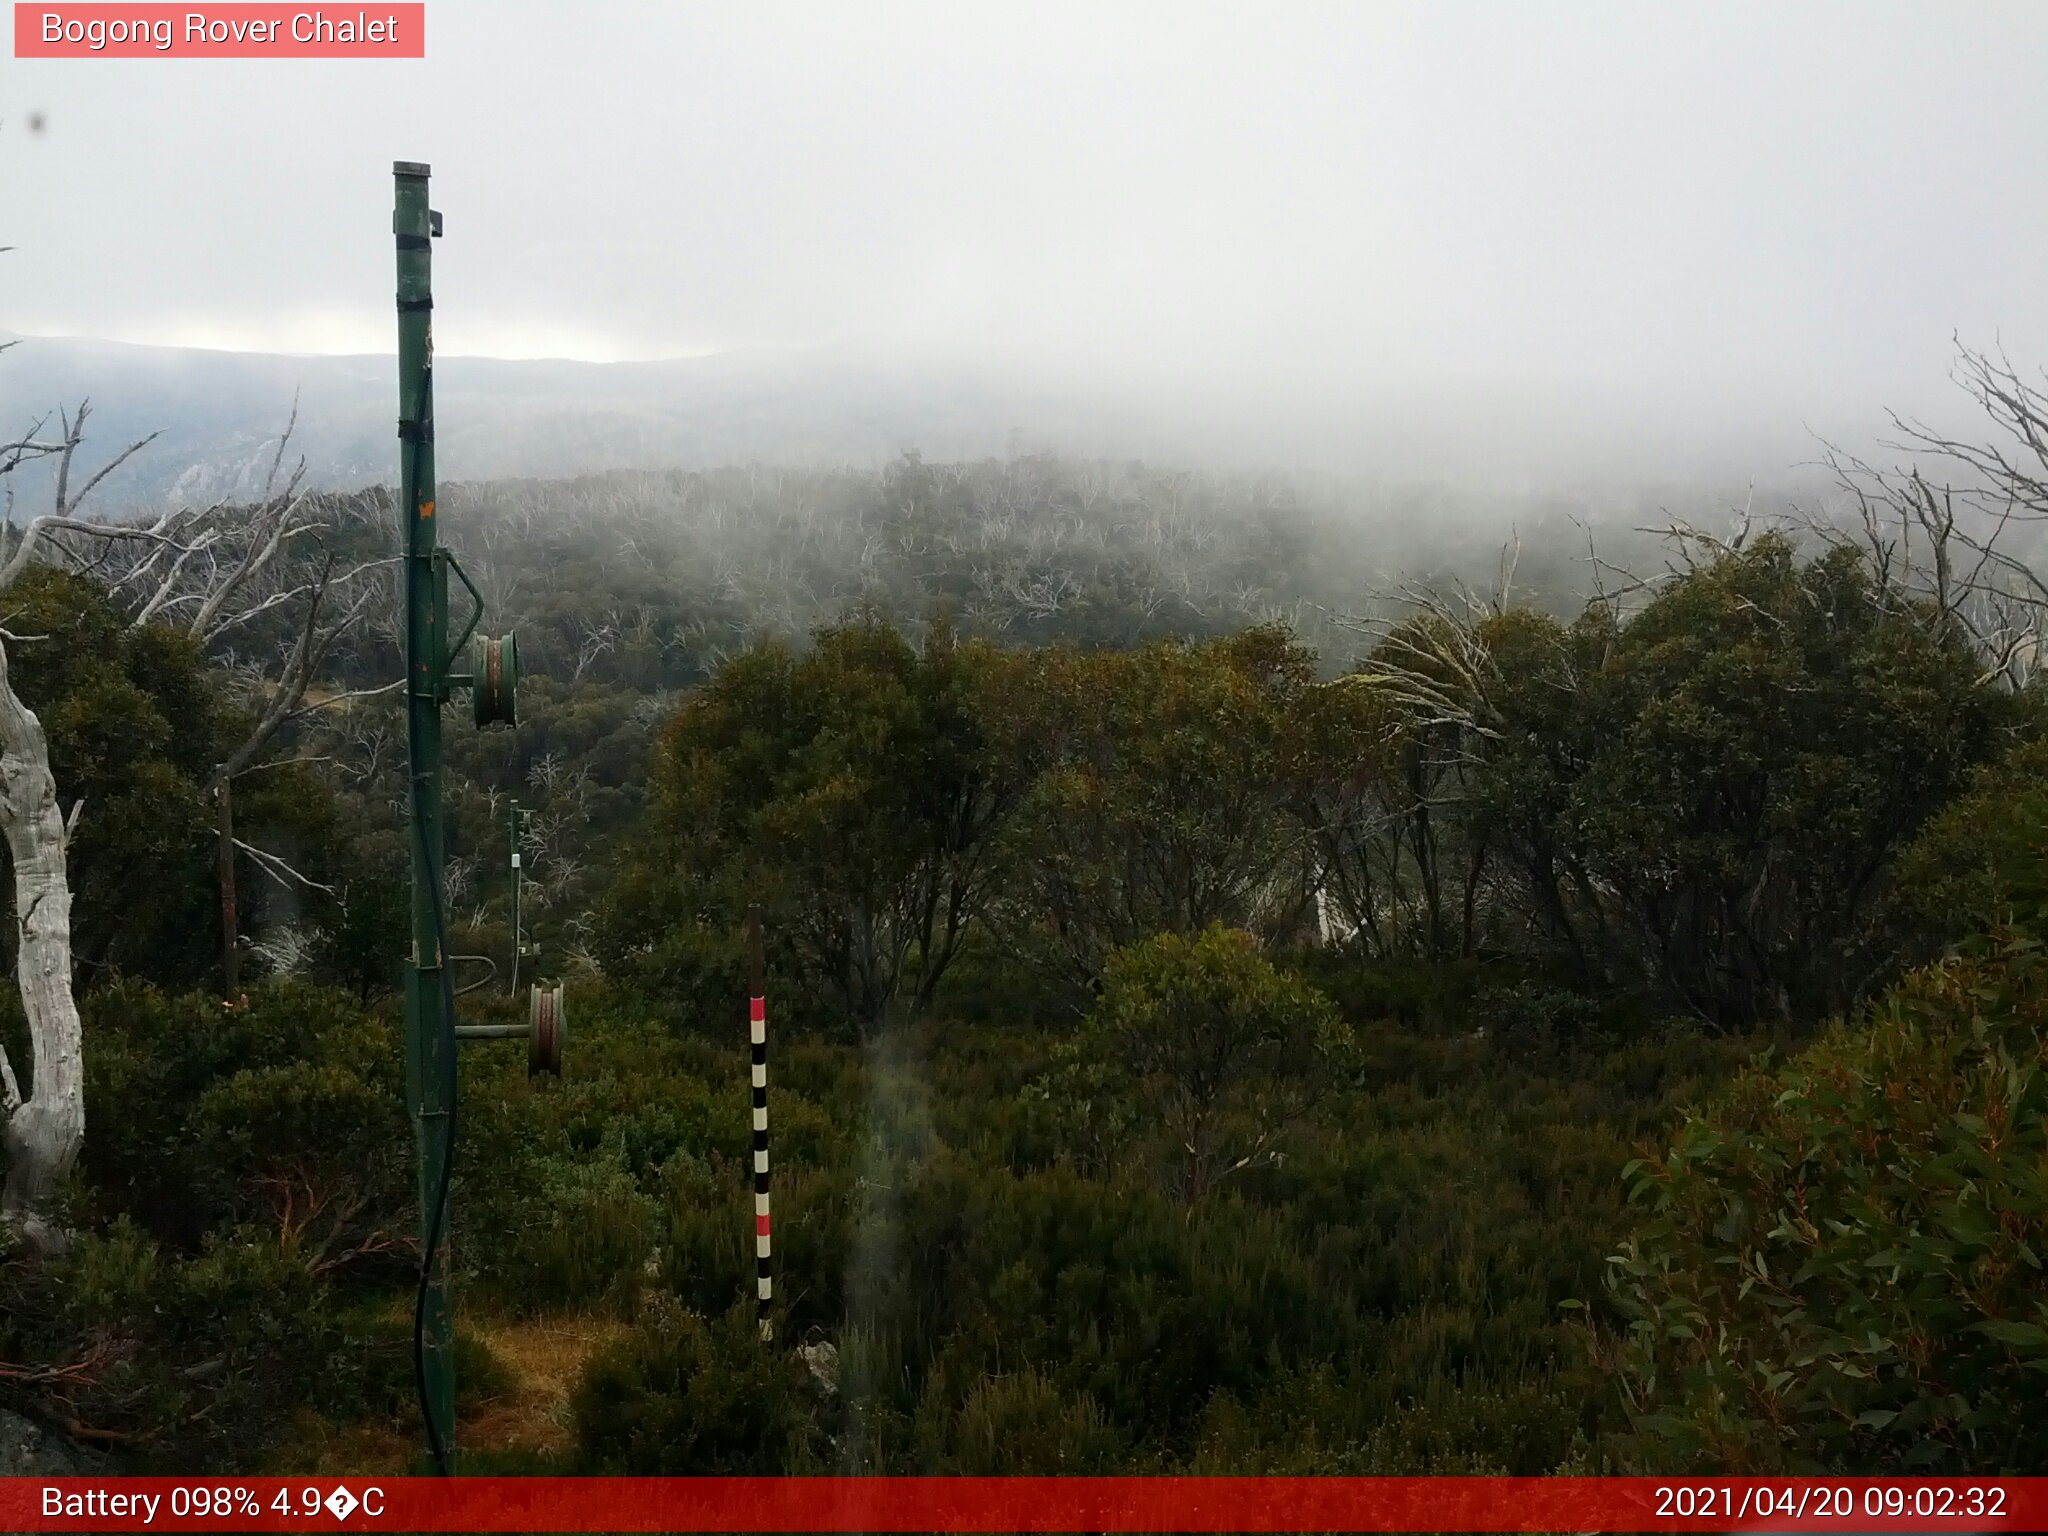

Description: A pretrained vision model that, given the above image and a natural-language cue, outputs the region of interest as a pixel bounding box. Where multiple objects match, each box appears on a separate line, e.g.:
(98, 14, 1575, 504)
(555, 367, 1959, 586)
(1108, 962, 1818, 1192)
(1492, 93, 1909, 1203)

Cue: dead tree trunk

(0, 370, 316, 1241)
(0, 638, 83, 1247)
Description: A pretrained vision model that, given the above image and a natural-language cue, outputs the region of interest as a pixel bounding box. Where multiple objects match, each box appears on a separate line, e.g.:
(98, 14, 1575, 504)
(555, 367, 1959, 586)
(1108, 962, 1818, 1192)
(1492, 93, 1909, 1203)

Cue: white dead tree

(0, 386, 389, 1241)
(0, 398, 184, 1245)
(567, 612, 619, 682)
(1642, 345, 2048, 692)
(1803, 346, 2048, 689)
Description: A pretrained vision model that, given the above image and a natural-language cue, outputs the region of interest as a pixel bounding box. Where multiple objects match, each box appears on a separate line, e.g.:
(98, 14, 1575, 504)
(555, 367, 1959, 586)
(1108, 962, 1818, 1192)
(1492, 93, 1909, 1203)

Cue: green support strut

(394, 159, 456, 1474)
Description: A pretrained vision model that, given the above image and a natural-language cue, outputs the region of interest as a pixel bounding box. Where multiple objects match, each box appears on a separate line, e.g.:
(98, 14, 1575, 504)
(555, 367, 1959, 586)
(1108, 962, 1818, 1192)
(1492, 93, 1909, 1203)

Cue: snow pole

(746, 905, 772, 1340)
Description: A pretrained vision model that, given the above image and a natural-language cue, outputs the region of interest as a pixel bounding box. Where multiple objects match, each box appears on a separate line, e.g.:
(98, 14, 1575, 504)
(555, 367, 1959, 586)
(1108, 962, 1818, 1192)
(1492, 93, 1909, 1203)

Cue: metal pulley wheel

(473, 633, 519, 727)
(528, 981, 564, 1077)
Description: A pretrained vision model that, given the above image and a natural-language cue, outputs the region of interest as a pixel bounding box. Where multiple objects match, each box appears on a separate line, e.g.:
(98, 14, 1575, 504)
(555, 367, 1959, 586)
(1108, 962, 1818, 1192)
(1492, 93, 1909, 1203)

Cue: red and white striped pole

(744, 906, 772, 1341)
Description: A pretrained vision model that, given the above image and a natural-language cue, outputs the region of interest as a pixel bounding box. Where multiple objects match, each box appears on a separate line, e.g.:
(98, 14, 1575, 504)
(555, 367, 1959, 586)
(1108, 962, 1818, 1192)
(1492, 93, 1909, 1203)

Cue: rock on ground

(0, 1408, 81, 1476)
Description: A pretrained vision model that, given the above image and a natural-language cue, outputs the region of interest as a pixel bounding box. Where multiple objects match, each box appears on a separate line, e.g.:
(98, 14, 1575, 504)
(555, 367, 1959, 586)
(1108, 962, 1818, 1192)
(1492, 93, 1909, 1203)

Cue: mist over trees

(1, 342, 2047, 1477)
(0, 333, 1850, 510)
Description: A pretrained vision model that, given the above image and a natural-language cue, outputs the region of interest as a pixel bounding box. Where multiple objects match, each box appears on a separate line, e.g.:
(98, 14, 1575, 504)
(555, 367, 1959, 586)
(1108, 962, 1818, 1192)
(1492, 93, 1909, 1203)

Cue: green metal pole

(394, 159, 456, 1472)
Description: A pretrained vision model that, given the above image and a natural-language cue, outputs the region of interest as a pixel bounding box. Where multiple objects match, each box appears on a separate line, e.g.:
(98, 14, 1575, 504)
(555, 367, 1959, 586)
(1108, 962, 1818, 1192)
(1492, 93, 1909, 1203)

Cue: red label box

(13, 4, 424, 57)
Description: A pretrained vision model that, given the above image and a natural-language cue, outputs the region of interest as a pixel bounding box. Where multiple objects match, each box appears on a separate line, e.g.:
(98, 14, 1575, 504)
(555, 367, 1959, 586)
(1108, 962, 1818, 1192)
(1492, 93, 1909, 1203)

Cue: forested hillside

(2, 351, 2047, 1480)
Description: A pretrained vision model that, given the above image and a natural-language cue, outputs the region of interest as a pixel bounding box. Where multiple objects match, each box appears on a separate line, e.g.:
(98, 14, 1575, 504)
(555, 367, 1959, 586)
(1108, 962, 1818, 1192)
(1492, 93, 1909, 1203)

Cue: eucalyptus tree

(995, 626, 1321, 989)
(634, 611, 1032, 1033)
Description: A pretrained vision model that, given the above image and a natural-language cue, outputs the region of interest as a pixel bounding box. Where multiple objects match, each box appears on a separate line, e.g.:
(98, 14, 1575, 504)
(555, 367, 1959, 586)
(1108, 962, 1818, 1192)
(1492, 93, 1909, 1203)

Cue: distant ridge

(0, 332, 1838, 512)
(1, 334, 1125, 508)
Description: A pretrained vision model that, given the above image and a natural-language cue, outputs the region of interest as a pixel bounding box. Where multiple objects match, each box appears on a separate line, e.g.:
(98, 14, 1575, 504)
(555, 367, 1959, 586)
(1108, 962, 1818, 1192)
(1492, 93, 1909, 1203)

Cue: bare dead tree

(97, 410, 399, 992)
(1615, 347, 2048, 696)
(0, 372, 396, 1238)
(1790, 346, 2048, 690)
(0, 392, 191, 1246)
(208, 627, 383, 992)
(568, 613, 620, 682)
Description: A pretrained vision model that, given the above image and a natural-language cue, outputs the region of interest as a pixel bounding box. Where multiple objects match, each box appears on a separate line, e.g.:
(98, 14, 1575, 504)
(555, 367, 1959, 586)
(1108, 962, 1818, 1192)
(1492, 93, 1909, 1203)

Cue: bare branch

(233, 837, 337, 897)
(61, 430, 162, 521)
(0, 511, 185, 592)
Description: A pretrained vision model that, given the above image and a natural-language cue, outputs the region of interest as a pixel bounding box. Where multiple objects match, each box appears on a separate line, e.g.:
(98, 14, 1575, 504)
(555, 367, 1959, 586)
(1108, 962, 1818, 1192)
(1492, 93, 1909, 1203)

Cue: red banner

(13, 5, 424, 58)
(1, 1476, 2041, 1532)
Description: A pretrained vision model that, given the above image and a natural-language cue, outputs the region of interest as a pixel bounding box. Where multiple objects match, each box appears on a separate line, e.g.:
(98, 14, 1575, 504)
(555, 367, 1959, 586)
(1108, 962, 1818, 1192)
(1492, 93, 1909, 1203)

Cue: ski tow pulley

(528, 982, 565, 1077)
(472, 633, 519, 727)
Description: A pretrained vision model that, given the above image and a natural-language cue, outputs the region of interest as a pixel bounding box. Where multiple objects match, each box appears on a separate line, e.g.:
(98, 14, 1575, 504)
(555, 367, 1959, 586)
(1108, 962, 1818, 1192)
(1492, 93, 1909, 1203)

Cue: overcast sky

(6, 0, 2047, 471)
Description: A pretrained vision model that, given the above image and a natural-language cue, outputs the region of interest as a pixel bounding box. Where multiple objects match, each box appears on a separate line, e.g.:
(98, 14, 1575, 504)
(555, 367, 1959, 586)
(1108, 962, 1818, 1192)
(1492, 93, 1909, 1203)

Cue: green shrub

(475, 1148, 657, 1317)
(1608, 936, 2048, 1472)
(1033, 926, 1352, 1200)
(190, 1061, 408, 1274)
(1188, 1367, 1595, 1474)
(928, 1368, 1126, 1472)
(0, 1218, 386, 1467)
(1889, 736, 2048, 948)
(80, 981, 403, 1247)
(1294, 954, 1491, 1032)
(572, 1298, 827, 1472)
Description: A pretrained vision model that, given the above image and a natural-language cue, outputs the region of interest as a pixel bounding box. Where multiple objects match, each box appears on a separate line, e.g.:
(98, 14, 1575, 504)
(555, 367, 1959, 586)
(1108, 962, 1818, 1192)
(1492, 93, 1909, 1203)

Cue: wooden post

(216, 781, 239, 998)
